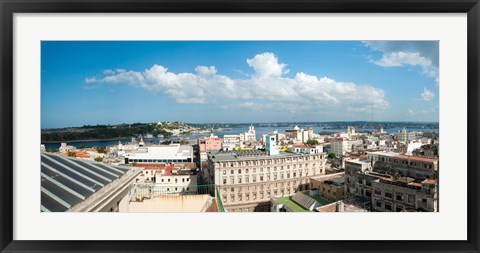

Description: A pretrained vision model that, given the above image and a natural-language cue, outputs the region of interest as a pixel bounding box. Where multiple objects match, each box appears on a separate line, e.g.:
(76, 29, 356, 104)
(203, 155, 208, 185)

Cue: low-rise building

(291, 144, 323, 154)
(58, 142, 77, 153)
(198, 134, 222, 161)
(123, 194, 218, 212)
(154, 165, 198, 194)
(310, 174, 345, 201)
(397, 141, 423, 155)
(344, 155, 438, 212)
(367, 151, 438, 180)
(223, 134, 242, 144)
(371, 177, 437, 212)
(124, 144, 193, 164)
(271, 191, 333, 212)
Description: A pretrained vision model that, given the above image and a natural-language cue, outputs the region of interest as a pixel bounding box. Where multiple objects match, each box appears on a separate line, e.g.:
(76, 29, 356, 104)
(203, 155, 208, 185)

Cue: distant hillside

(41, 122, 197, 142)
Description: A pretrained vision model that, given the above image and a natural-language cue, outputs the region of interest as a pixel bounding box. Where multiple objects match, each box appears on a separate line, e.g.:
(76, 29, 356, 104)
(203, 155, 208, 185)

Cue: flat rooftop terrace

(275, 197, 309, 212)
(275, 194, 333, 212)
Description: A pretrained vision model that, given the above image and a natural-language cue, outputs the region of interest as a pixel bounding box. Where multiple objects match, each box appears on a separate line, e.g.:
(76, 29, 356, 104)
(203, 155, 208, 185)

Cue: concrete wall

(126, 195, 215, 212)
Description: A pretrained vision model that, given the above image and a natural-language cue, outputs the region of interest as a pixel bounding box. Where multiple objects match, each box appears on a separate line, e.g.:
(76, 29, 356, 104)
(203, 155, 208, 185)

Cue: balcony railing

(215, 186, 226, 212)
(129, 183, 216, 200)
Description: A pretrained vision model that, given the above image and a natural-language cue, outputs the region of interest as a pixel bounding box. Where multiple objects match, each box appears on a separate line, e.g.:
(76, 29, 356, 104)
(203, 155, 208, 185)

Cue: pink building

(198, 135, 222, 162)
(198, 134, 222, 152)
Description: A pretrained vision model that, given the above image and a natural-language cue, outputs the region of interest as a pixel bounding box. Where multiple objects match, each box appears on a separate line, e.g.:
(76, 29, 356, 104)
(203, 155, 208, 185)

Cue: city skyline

(42, 41, 439, 128)
(42, 120, 439, 130)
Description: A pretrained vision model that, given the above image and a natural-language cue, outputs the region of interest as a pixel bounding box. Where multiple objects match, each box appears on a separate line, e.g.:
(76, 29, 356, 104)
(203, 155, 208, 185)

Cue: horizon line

(42, 120, 440, 130)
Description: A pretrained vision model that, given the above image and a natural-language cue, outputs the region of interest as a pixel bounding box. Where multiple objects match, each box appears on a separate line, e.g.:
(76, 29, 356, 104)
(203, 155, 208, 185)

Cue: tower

(266, 136, 279, 156)
(249, 124, 255, 134)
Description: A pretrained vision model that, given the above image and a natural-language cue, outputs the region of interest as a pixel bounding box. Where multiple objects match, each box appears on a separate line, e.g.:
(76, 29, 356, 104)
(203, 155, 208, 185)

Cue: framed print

(1, 0, 479, 252)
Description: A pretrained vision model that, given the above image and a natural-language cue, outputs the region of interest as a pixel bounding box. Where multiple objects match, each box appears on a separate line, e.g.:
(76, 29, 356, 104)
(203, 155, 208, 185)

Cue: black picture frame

(1, 0, 479, 252)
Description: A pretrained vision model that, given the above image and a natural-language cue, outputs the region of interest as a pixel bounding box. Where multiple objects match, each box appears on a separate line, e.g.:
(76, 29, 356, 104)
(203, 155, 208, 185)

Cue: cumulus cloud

(246, 52, 289, 78)
(421, 87, 435, 101)
(195, 66, 217, 76)
(85, 52, 389, 114)
(363, 41, 439, 81)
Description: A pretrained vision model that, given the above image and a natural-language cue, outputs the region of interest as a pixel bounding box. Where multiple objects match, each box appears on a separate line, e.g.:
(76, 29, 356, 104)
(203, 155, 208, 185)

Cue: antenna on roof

(371, 104, 374, 133)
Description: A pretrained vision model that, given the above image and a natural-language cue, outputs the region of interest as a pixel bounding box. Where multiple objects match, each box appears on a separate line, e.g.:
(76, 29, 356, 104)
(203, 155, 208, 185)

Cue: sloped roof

(291, 192, 316, 210)
(41, 152, 131, 212)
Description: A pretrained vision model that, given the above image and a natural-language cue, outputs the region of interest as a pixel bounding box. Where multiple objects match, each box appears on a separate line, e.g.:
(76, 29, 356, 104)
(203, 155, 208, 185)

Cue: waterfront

(43, 125, 438, 149)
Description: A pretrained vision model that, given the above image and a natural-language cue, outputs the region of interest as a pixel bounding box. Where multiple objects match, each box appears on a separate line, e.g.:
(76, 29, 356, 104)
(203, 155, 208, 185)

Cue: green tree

(97, 146, 107, 153)
(45, 148, 57, 153)
(94, 156, 104, 162)
(328, 153, 337, 159)
(306, 139, 319, 145)
(67, 152, 76, 157)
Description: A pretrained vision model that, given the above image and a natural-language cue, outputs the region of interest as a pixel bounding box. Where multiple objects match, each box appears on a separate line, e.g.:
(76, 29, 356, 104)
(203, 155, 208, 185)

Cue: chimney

(336, 201, 345, 212)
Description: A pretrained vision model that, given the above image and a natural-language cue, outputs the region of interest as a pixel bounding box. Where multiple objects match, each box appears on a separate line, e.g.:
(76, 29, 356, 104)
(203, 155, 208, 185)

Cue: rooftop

(41, 152, 136, 212)
(395, 154, 438, 163)
(293, 144, 318, 149)
(316, 201, 367, 212)
(309, 194, 333, 206)
(274, 196, 309, 212)
(127, 195, 216, 212)
(367, 151, 400, 157)
(291, 192, 316, 210)
(322, 177, 345, 186)
(126, 144, 192, 159)
(209, 150, 311, 162)
(345, 159, 371, 165)
(422, 179, 437, 185)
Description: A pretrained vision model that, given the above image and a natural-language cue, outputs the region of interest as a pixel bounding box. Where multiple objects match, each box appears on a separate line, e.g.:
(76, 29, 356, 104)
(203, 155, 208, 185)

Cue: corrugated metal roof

(41, 152, 131, 212)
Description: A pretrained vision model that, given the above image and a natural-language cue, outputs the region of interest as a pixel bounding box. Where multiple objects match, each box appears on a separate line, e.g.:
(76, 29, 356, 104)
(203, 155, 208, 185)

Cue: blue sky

(41, 41, 439, 129)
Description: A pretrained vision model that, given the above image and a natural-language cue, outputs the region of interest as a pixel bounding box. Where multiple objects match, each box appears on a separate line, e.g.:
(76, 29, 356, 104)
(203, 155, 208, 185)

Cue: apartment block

(207, 149, 327, 212)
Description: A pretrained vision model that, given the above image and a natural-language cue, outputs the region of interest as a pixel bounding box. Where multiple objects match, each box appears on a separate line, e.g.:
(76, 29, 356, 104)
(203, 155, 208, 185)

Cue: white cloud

(373, 51, 431, 68)
(421, 87, 435, 101)
(84, 77, 98, 84)
(85, 52, 389, 114)
(363, 41, 439, 81)
(195, 66, 217, 76)
(246, 52, 289, 78)
(103, 69, 115, 75)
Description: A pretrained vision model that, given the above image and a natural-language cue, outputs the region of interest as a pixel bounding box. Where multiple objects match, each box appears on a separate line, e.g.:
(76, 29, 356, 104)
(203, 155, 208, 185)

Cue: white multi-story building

(242, 125, 256, 143)
(398, 141, 423, 155)
(207, 138, 327, 212)
(395, 128, 417, 142)
(284, 126, 314, 144)
(59, 142, 76, 153)
(154, 166, 197, 194)
(223, 134, 242, 144)
(330, 138, 363, 156)
(291, 144, 323, 154)
(347, 126, 356, 136)
(124, 144, 193, 164)
(223, 125, 256, 144)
